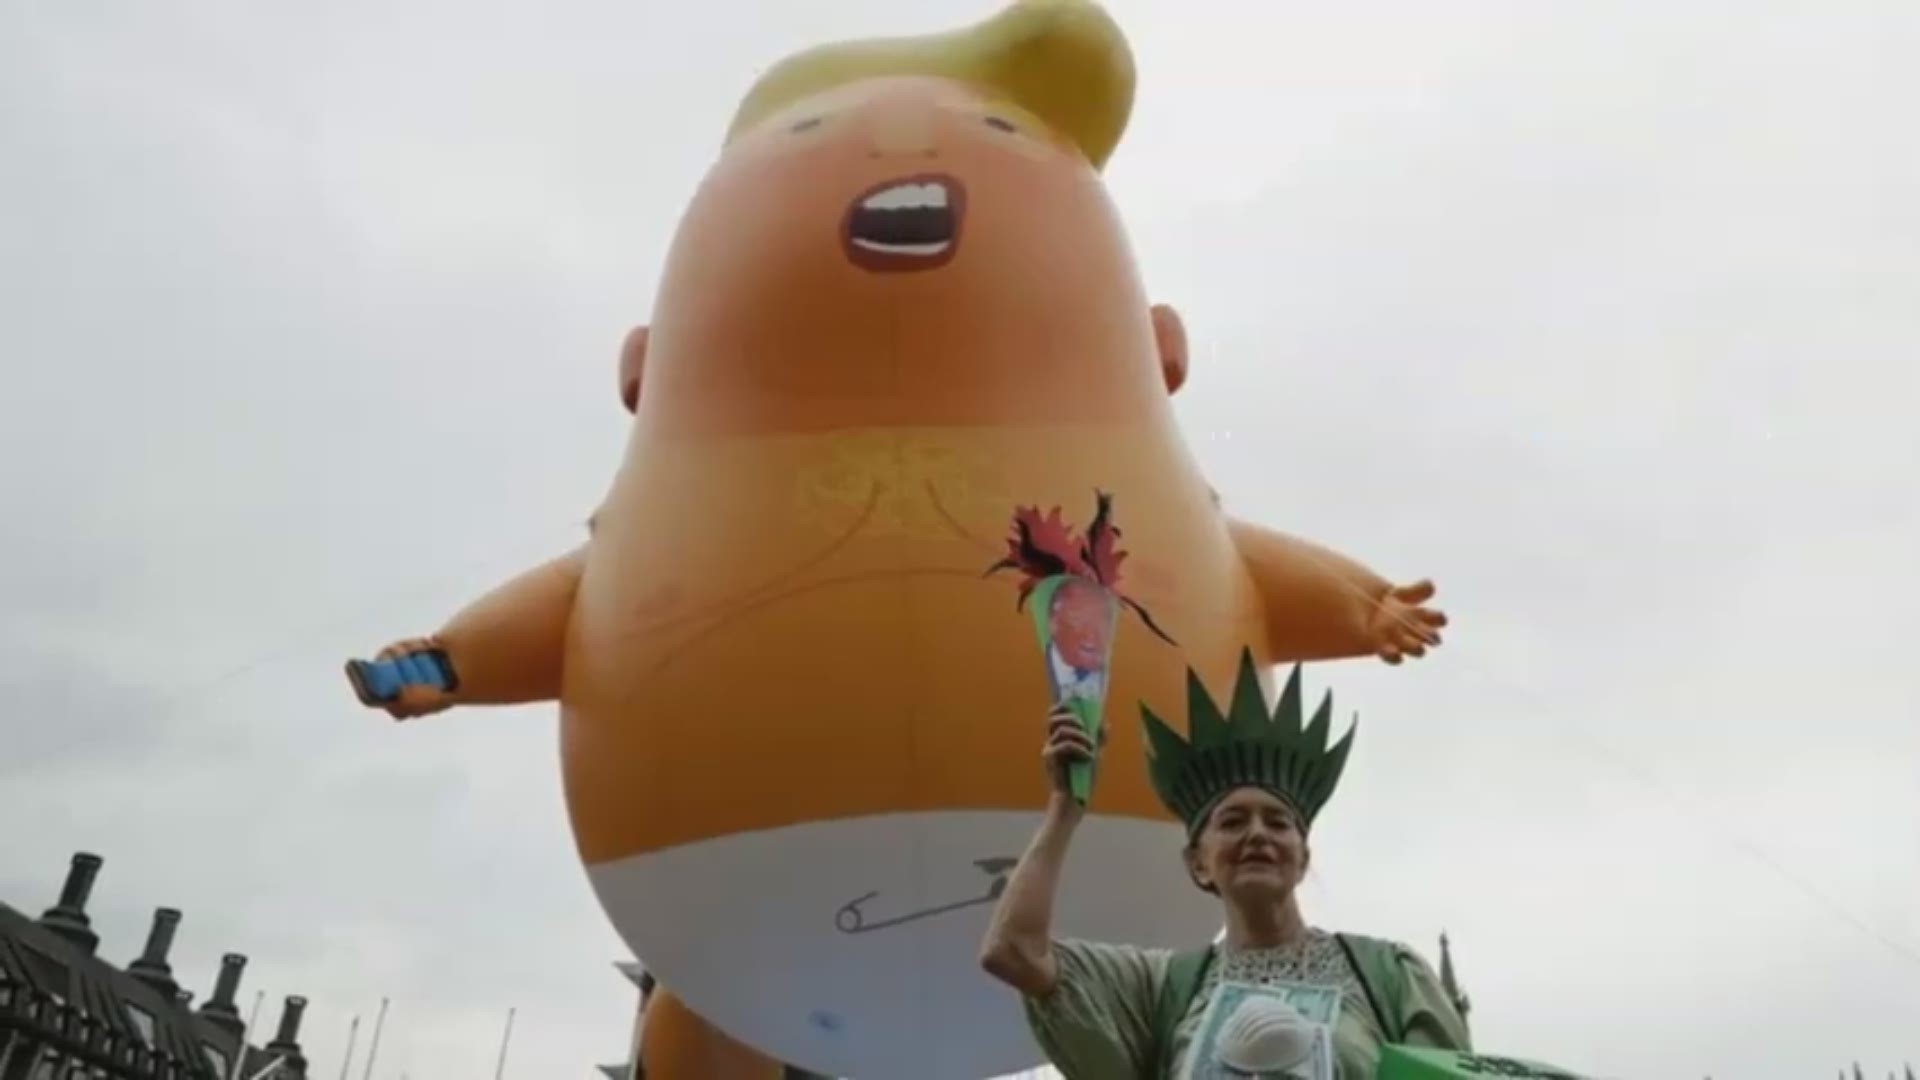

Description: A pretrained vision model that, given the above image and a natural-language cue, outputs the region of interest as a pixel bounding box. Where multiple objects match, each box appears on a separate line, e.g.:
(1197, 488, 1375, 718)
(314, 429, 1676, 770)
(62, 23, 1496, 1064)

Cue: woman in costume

(980, 653, 1470, 1078)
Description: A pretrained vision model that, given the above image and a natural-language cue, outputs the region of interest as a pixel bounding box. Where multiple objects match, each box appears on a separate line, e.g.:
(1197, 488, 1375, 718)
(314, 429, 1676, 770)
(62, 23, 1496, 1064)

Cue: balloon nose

(868, 105, 938, 158)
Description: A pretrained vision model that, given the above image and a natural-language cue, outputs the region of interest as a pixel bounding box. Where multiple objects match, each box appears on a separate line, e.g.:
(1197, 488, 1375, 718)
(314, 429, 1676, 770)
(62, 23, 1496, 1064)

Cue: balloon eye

(790, 116, 824, 133)
(983, 116, 1017, 134)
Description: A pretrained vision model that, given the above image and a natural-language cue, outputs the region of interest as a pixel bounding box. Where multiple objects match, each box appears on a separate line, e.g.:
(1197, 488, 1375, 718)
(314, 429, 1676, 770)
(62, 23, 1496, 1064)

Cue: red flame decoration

(985, 491, 1176, 645)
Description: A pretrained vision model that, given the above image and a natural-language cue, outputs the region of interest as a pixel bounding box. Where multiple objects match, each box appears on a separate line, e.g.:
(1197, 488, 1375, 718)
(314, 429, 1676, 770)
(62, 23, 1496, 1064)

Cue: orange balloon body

(382, 65, 1437, 1080)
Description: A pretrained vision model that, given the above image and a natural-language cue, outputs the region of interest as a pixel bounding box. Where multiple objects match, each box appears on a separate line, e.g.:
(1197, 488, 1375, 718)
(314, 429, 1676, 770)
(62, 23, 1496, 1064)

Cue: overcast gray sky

(3, 1, 1916, 1077)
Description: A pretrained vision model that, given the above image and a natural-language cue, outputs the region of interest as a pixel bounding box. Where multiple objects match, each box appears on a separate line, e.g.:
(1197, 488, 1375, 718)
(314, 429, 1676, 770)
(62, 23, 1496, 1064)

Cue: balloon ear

(1150, 304, 1188, 395)
(619, 326, 649, 413)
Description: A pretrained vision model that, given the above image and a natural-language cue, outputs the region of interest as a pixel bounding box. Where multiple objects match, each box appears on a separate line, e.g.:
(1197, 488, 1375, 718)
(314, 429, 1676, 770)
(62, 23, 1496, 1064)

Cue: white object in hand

(1214, 996, 1318, 1075)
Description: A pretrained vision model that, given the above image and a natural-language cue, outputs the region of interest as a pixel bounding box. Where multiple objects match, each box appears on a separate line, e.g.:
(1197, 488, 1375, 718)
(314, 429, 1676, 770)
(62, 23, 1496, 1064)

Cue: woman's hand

(1042, 706, 1105, 799)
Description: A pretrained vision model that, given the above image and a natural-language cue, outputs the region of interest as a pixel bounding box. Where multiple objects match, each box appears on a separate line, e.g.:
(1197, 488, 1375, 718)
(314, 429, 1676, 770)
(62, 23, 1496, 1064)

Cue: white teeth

(850, 238, 950, 255)
(862, 182, 949, 211)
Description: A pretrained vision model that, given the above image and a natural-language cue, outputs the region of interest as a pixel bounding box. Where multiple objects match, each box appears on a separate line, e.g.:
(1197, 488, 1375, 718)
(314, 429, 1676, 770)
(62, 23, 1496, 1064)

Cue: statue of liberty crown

(1141, 648, 1357, 835)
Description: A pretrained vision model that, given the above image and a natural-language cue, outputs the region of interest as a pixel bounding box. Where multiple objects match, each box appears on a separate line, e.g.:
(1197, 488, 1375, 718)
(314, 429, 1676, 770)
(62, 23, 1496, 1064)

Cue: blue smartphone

(345, 648, 459, 706)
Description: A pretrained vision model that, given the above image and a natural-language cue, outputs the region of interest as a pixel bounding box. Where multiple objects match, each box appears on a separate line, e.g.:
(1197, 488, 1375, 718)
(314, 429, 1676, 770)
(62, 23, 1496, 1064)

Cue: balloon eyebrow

(984, 115, 1017, 133)
(790, 116, 824, 132)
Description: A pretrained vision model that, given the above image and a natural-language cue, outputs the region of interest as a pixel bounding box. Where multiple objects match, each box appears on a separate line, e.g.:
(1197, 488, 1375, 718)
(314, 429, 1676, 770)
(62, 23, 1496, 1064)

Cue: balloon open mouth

(841, 174, 965, 272)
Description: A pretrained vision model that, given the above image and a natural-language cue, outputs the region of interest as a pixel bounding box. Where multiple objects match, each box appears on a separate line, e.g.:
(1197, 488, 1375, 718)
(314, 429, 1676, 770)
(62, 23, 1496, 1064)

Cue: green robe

(1022, 929, 1470, 1079)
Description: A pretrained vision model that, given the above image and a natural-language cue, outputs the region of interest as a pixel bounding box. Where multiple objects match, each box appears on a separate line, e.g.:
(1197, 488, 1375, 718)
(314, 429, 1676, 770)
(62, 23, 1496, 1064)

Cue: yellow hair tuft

(725, 0, 1136, 170)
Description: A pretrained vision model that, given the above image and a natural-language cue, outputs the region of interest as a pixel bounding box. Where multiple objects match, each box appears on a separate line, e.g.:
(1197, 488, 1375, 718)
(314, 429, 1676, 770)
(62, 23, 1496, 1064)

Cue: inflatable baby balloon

(347, 1, 1446, 1076)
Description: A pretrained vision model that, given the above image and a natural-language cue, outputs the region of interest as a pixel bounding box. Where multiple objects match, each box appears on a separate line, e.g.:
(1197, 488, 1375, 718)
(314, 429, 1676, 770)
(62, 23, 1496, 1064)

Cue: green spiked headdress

(1141, 649, 1357, 836)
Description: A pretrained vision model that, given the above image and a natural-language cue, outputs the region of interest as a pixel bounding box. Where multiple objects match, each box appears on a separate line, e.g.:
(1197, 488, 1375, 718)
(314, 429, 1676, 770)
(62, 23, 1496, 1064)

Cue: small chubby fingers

(1405, 619, 1444, 645)
(376, 637, 431, 662)
(1048, 732, 1094, 757)
(1395, 579, 1437, 604)
(1049, 724, 1093, 747)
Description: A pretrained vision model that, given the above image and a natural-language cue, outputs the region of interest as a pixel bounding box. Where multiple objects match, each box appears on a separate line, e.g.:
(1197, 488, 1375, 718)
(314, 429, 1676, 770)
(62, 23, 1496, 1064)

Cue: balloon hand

(1368, 579, 1447, 665)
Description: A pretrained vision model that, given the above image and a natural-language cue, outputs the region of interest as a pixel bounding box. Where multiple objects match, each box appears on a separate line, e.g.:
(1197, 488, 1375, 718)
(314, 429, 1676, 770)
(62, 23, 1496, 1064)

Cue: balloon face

(560, 76, 1262, 1079)
(633, 76, 1175, 441)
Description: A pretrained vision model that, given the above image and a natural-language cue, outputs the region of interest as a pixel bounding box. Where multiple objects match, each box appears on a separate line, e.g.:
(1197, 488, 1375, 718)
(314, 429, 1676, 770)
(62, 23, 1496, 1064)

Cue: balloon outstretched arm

(347, 546, 587, 719)
(1227, 517, 1446, 665)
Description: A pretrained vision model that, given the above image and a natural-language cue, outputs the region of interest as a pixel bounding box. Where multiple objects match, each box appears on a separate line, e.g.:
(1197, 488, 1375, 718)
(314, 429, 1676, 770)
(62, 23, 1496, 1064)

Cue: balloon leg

(639, 989, 790, 1079)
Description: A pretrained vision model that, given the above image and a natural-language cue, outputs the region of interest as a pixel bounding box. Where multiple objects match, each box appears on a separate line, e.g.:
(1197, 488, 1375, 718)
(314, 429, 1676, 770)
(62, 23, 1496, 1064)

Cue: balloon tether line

(140, 518, 587, 715)
(1281, 540, 1920, 975)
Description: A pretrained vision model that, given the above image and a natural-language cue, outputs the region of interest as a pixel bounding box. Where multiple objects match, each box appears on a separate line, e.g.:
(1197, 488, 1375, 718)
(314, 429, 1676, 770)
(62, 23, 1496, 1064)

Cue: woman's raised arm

(978, 708, 1095, 996)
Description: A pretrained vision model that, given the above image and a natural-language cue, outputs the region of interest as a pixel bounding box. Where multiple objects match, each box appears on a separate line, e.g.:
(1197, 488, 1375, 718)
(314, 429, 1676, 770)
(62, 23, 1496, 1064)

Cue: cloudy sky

(3, 1, 1916, 1077)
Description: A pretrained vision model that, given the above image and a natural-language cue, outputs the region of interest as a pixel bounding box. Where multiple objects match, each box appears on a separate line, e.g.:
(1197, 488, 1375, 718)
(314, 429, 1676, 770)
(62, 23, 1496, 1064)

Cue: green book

(1378, 1045, 1590, 1079)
